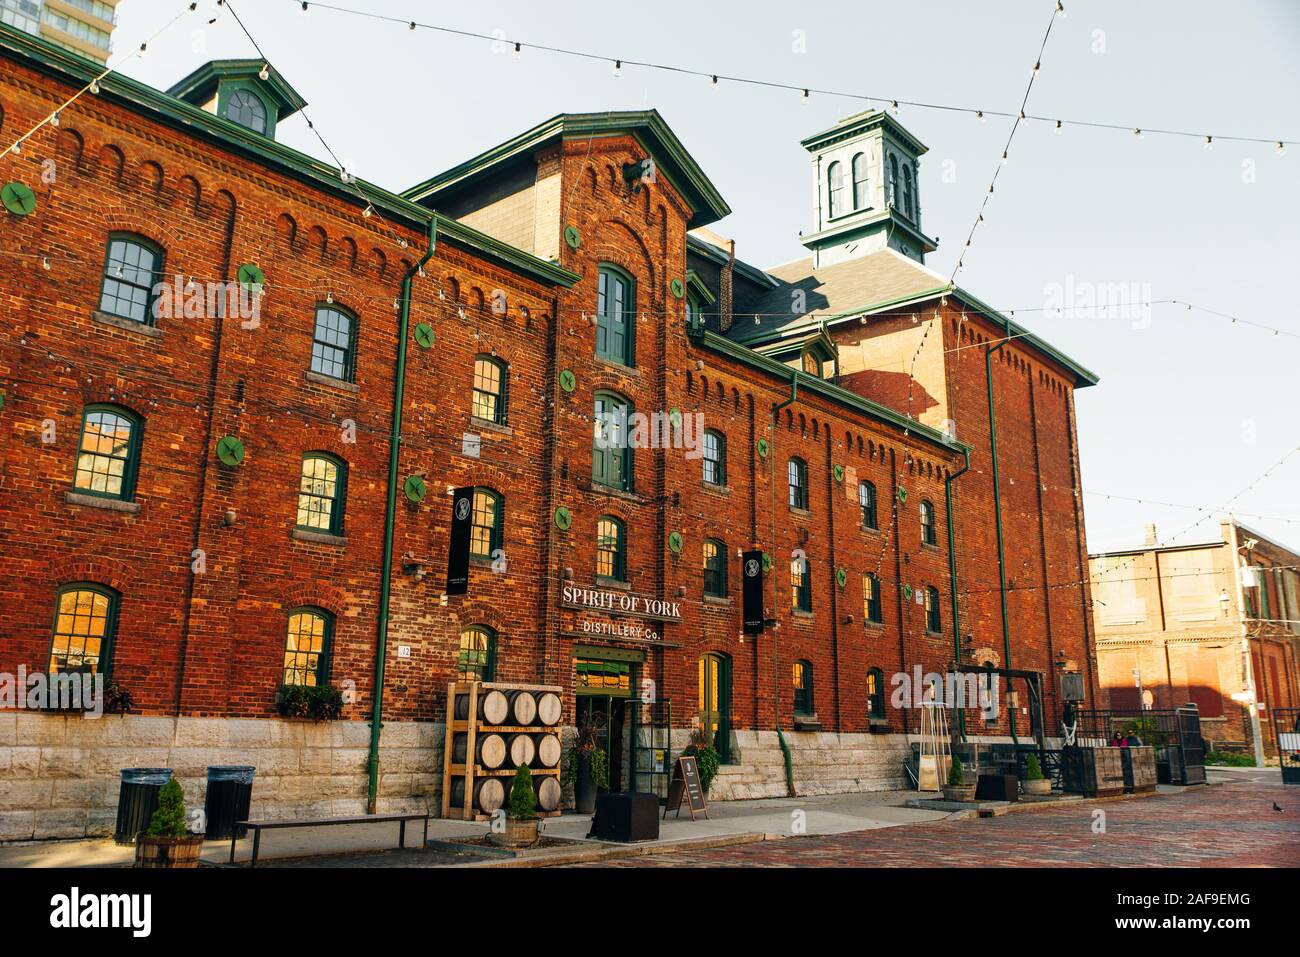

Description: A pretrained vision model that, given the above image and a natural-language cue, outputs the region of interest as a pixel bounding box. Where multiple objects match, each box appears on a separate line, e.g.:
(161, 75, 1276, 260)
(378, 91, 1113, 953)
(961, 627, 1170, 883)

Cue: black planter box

(975, 773, 1019, 802)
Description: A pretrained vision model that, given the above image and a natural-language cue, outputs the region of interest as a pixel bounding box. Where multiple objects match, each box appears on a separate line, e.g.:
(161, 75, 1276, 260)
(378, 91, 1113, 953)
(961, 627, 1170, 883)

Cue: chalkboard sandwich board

(664, 755, 709, 820)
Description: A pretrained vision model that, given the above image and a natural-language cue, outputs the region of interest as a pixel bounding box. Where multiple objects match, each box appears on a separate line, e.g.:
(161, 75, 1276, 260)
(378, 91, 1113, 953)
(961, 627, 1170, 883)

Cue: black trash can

(204, 765, 256, 840)
(113, 768, 173, 845)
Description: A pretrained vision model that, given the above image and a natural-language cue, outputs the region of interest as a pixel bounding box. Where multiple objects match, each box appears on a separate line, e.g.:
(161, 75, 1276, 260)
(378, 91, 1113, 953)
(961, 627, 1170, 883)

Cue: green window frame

(296, 453, 346, 535)
(224, 87, 267, 134)
(458, 625, 496, 681)
(48, 583, 118, 677)
(596, 265, 635, 366)
(925, 585, 942, 633)
(593, 391, 632, 491)
(283, 607, 333, 686)
(788, 457, 808, 510)
(867, 667, 886, 719)
(99, 233, 163, 325)
(863, 572, 883, 624)
(859, 480, 877, 529)
(703, 538, 727, 598)
(791, 554, 812, 612)
(703, 429, 726, 486)
(596, 516, 626, 582)
(827, 160, 844, 218)
(920, 499, 937, 545)
(73, 404, 142, 501)
(310, 303, 357, 382)
(793, 659, 814, 716)
(470, 487, 504, 559)
(471, 355, 508, 425)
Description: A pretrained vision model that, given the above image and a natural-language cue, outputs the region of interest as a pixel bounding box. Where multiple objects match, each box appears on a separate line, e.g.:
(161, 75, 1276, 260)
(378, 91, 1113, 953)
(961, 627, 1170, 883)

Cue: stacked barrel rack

(441, 680, 565, 821)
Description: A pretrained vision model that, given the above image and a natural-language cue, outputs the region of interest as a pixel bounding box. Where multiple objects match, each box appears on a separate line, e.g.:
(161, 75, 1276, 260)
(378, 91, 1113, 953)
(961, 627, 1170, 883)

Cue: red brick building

(0, 26, 1099, 838)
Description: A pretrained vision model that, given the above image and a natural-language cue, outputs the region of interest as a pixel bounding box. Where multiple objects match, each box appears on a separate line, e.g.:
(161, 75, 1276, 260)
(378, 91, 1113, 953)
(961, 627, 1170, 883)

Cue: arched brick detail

(48, 555, 136, 592)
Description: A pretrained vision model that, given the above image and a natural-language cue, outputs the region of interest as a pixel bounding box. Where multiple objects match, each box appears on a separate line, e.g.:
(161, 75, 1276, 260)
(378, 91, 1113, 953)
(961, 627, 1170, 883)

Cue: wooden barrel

(534, 775, 561, 812)
(508, 733, 535, 768)
(449, 776, 504, 813)
(453, 689, 509, 725)
(534, 733, 561, 768)
(535, 692, 562, 726)
(451, 732, 506, 769)
(503, 690, 537, 726)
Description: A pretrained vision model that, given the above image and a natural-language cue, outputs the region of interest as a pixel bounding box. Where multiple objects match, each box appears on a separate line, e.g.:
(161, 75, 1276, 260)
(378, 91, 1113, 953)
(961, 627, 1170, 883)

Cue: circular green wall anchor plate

(761, 552, 773, 572)
(836, 567, 848, 587)
(236, 263, 265, 291)
(2, 182, 37, 216)
(554, 506, 572, 530)
(756, 437, 769, 458)
(833, 464, 845, 483)
(667, 407, 682, 429)
(413, 323, 435, 348)
(216, 435, 245, 467)
(670, 277, 685, 299)
(897, 486, 908, 503)
(563, 225, 582, 249)
(667, 531, 683, 554)
(0, 390, 5, 410)
(902, 583, 913, 600)
(559, 369, 576, 393)
(403, 475, 427, 503)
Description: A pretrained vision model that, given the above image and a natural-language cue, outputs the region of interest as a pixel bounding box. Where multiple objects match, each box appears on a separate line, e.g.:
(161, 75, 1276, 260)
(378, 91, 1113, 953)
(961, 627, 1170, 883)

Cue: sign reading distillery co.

(561, 584, 683, 622)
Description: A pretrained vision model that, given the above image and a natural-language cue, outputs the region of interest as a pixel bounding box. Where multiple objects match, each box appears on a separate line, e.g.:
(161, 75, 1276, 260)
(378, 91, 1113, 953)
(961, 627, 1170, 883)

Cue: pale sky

(109, 0, 1300, 554)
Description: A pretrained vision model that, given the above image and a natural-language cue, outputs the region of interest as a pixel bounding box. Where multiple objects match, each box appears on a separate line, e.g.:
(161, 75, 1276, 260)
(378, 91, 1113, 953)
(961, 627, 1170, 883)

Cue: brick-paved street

(570, 779, 1300, 868)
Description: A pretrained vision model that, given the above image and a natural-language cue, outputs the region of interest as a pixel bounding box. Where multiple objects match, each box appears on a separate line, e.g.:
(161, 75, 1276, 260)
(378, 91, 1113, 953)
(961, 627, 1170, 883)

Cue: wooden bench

(228, 812, 430, 867)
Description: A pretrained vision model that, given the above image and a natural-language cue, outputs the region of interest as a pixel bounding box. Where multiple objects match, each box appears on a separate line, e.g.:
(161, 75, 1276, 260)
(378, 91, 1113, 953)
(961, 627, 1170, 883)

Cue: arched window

(791, 553, 812, 612)
(310, 303, 357, 382)
(596, 516, 626, 581)
(99, 233, 163, 325)
(283, 607, 333, 686)
(458, 625, 496, 681)
(867, 667, 886, 719)
(225, 88, 267, 134)
(920, 499, 937, 545)
(787, 457, 808, 510)
(470, 487, 503, 559)
(296, 454, 346, 534)
(826, 161, 845, 218)
(596, 265, 635, 366)
(74, 405, 142, 501)
(471, 355, 508, 425)
(801, 350, 822, 377)
(851, 152, 869, 209)
(863, 572, 883, 624)
(49, 584, 118, 677)
(703, 538, 727, 597)
(888, 155, 900, 208)
(859, 480, 877, 529)
(902, 164, 915, 218)
(925, 585, 942, 633)
(593, 391, 632, 491)
(793, 660, 814, 716)
(702, 429, 726, 486)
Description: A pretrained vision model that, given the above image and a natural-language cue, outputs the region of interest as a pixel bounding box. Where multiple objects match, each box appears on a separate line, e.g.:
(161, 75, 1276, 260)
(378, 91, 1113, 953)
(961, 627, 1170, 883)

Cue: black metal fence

(1272, 707, 1300, 785)
(1071, 705, 1206, 785)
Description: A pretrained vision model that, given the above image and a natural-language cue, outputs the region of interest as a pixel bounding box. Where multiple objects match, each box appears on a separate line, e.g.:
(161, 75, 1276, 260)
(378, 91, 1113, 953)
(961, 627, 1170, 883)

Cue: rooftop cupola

(167, 59, 307, 140)
(799, 110, 937, 267)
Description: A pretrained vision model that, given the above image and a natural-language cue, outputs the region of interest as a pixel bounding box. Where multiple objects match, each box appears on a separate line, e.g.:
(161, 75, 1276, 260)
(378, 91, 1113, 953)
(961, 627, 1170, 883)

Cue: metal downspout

(771, 373, 800, 797)
(985, 319, 1018, 744)
(945, 448, 971, 739)
(367, 215, 438, 814)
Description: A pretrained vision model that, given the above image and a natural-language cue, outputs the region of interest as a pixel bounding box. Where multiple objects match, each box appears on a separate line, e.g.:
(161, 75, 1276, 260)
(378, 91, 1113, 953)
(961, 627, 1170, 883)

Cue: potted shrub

(942, 753, 977, 803)
(276, 683, 344, 721)
(490, 765, 539, 848)
(683, 730, 721, 797)
(134, 778, 203, 868)
(562, 717, 608, 814)
(1021, 753, 1052, 796)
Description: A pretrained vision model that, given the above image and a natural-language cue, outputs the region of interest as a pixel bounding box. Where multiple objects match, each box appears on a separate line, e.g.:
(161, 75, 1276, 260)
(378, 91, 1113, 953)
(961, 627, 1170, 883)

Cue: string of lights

(282, 0, 1297, 149)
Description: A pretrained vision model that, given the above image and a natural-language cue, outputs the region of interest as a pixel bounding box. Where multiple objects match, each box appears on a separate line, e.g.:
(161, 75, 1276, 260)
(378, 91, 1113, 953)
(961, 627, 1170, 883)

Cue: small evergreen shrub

(508, 765, 537, 820)
(1024, 753, 1045, 780)
(1206, 750, 1255, 768)
(145, 778, 188, 838)
(947, 753, 965, 787)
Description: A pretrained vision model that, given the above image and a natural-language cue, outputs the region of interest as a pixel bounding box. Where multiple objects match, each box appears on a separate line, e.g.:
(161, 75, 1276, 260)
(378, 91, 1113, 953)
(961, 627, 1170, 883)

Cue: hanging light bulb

(513, 41, 521, 59)
(710, 75, 718, 89)
(42, 256, 51, 270)
(1277, 141, 1287, 156)
(409, 21, 416, 31)
(258, 63, 270, 81)
(11, 141, 19, 154)
(1054, 119, 1062, 135)
(457, 306, 466, 320)
(363, 204, 374, 218)
(801, 89, 810, 103)
(50, 111, 60, 128)
(1032, 61, 1040, 73)
(1056, 1, 1066, 15)
(1203, 135, 1213, 151)
(891, 100, 899, 116)
(612, 59, 621, 78)
(89, 78, 100, 94)
(138, 42, 147, 57)
(301, 1, 308, 9)
(1001, 150, 1009, 165)
(1134, 128, 1143, 139)
(976, 110, 985, 123)
(326, 291, 334, 304)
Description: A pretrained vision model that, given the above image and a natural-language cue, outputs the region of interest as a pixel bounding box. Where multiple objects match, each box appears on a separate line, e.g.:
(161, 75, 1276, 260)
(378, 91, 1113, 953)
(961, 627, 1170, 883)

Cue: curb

(457, 831, 770, 868)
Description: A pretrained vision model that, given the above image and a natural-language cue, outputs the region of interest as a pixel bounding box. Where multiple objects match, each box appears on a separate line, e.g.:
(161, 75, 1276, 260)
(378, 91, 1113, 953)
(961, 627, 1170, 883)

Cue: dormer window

(801, 351, 822, 378)
(888, 155, 900, 209)
(902, 164, 915, 219)
(826, 161, 845, 218)
(851, 152, 868, 209)
(225, 88, 267, 134)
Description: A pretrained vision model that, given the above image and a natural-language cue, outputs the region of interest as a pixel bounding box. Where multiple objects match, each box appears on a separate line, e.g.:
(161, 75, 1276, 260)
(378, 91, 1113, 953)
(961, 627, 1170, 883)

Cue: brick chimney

(1142, 523, 1158, 547)
(718, 238, 735, 333)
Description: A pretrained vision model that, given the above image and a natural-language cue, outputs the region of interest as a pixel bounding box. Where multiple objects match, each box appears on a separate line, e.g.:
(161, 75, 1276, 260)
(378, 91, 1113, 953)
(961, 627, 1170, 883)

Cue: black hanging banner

(742, 549, 764, 635)
(446, 486, 473, 595)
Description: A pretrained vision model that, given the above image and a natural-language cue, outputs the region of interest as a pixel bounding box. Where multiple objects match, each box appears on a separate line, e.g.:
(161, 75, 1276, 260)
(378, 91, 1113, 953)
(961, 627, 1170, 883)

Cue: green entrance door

(699, 653, 731, 763)
(575, 656, 634, 792)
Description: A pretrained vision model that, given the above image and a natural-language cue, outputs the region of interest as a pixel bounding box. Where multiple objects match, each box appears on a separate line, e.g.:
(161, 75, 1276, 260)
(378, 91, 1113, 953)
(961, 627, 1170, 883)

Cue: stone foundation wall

(1, 713, 442, 842)
(710, 730, 912, 800)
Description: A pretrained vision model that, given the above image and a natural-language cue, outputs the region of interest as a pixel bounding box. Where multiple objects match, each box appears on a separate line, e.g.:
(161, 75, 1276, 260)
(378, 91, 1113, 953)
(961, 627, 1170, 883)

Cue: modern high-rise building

(0, 0, 117, 63)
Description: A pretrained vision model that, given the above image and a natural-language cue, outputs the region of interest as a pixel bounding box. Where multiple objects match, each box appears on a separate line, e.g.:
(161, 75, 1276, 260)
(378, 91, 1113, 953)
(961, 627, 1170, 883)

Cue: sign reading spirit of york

(561, 584, 682, 622)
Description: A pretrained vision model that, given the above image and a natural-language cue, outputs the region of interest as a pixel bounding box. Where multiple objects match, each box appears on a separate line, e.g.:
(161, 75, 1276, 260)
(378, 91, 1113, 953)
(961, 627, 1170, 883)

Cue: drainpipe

(985, 318, 1018, 744)
(944, 447, 970, 740)
(770, 373, 800, 797)
(367, 214, 438, 814)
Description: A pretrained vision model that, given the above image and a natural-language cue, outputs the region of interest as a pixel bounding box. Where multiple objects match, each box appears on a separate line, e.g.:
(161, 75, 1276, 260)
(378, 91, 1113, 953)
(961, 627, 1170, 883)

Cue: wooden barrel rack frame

(442, 680, 565, 822)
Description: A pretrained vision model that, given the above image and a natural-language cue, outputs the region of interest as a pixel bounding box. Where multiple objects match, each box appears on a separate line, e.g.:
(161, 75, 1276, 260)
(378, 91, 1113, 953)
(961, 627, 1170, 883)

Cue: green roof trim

(166, 59, 308, 120)
(0, 25, 578, 290)
(801, 109, 929, 157)
(685, 269, 715, 305)
(403, 111, 732, 230)
(686, 233, 779, 289)
(697, 329, 967, 454)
